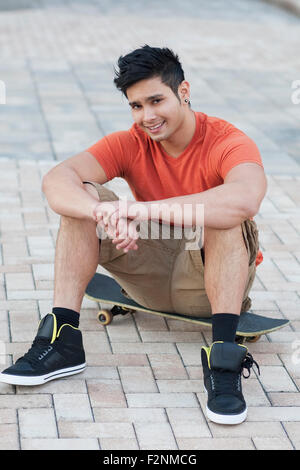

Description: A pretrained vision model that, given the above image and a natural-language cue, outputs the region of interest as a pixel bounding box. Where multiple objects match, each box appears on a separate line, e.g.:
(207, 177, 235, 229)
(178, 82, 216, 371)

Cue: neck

(160, 109, 196, 158)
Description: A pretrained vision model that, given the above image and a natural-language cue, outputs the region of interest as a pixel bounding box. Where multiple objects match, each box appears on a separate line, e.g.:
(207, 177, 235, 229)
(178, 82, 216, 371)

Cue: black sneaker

(201, 341, 259, 425)
(0, 313, 86, 386)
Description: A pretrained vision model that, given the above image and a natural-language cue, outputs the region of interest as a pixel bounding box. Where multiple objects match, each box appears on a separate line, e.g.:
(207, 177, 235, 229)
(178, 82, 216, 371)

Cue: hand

(93, 201, 139, 252)
(112, 216, 139, 252)
(92, 200, 120, 227)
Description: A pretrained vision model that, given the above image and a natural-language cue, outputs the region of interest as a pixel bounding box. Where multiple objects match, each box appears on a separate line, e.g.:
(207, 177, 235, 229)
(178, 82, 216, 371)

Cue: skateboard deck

(85, 273, 289, 342)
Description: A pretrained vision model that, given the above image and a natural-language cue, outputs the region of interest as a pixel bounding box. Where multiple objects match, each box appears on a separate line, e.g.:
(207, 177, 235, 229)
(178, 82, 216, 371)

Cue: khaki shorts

(85, 182, 259, 318)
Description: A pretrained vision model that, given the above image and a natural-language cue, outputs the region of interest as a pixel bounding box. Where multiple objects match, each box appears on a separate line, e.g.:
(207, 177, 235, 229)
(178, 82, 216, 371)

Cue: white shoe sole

(0, 363, 86, 386)
(206, 405, 247, 425)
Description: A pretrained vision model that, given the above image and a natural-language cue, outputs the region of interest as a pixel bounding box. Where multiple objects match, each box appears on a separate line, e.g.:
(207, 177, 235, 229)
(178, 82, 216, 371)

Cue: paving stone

(0, 424, 19, 450)
(126, 393, 199, 408)
(118, 366, 157, 393)
(258, 365, 298, 392)
(18, 408, 57, 438)
(247, 407, 300, 421)
(5, 272, 35, 291)
(0, 409, 17, 424)
(85, 353, 148, 367)
(140, 331, 204, 343)
(134, 422, 178, 450)
(53, 393, 94, 422)
(21, 438, 100, 450)
(99, 438, 139, 450)
(148, 353, 188, 380)
(112, 342, 177, 354)
(0, 394, 52, 409)
(177, 437, 255, 450)
(157, 379, 203, 393)
(93, 407, 167, 423)
(283, 422, 300, 449)
(16, 378, 87, 395)
(252, 436, 294, 450)
(87, 379, 127, 408)
(208, 421, 287, 438)
(166, 408, 210, 439)
(58, 421, 135, 439)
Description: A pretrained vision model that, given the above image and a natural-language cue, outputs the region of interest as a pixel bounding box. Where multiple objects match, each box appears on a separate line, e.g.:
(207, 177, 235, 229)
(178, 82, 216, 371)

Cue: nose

(142, 105, 156, 123)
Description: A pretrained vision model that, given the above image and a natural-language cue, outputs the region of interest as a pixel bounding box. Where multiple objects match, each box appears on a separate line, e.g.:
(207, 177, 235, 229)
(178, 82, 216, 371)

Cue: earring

(184, 98, 188, 103)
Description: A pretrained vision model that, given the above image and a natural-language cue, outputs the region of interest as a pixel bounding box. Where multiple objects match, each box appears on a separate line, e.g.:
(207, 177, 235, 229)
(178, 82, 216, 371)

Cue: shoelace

(242, 352, 260, 378)
(211, 352, 260, 397)
(17, 337, 53, 367)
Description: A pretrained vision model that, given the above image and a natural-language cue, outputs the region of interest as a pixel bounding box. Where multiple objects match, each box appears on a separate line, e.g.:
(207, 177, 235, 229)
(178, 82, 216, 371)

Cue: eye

(153, 99, 162, 104)
(132, 104, 141, 110)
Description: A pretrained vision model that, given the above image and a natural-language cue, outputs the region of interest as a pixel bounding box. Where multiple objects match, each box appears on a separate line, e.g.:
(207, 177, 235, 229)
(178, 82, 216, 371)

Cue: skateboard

(85, 273, 289, 343)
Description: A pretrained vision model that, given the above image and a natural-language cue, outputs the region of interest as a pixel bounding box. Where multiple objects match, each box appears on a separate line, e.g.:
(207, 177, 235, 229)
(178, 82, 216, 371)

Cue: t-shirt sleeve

(86, 130, 137, 180)
(214, 132, 264, 180)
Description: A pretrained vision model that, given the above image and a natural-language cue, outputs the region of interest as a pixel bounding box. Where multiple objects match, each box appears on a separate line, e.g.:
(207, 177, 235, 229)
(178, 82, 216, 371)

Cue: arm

(43, 151, 140, 251)
(135, 163, 267, 229)
(42, 151, 108, 219)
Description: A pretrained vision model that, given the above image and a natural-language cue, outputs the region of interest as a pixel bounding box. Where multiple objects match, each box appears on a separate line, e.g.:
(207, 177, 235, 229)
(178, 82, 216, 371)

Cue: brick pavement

(0, 0, 300, 450)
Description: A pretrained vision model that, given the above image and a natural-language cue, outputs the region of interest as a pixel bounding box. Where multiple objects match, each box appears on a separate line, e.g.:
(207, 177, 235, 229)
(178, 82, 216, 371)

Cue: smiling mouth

(145, 121, 165, 132)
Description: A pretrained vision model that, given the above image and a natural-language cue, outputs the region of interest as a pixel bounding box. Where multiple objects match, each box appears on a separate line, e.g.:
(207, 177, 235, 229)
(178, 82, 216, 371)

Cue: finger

(92, 203, 103, 222)
(117, 217, 129, 239)
(94, 212, 103, 223)
(116, 238, 131, 249)
(109, 210, 120, 230)
(116, 237, 138, 251)
(127, 220, 140, 240)
(123, 239, 139, 252)
(106, 223, 116, 239)
(112, 237, 138, 251)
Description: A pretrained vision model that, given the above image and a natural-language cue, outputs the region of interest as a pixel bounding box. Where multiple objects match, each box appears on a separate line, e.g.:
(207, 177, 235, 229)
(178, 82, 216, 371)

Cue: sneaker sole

(206, 405, 247, 425)
(0, 363, 86, 386)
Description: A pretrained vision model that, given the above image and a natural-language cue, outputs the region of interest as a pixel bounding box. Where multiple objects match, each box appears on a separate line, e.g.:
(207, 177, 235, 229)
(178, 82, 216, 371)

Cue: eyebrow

(128, 94, 164, 107)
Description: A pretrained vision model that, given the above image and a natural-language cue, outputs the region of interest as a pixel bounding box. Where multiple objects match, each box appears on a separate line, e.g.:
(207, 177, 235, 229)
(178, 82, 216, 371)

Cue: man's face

(126, 76, 186, 142)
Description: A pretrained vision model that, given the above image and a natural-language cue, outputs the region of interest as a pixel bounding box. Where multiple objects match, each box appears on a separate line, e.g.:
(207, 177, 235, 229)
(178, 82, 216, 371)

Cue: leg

(53, 184, 100, 313)
(203, 224, 249, 315)
(0, 183, 101, 386)
(201, 224, 260, 425)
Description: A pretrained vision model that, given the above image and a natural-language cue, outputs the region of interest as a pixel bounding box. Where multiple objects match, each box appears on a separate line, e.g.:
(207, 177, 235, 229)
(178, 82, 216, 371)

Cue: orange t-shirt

(87, 111, 264, 265)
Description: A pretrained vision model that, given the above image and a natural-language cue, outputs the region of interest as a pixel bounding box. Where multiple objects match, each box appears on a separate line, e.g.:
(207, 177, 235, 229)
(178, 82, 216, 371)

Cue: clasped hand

(92, 201, 140, 252)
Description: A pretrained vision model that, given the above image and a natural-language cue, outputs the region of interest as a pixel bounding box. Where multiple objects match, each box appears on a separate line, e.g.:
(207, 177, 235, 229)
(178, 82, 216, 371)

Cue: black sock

(212, 313, 239, 343)
(52, 307, 80, 329)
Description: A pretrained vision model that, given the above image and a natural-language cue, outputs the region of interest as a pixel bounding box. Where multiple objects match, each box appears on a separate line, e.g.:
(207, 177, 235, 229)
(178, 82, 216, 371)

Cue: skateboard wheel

(246, 335, 261, 343)
(97, 309, 113, 325)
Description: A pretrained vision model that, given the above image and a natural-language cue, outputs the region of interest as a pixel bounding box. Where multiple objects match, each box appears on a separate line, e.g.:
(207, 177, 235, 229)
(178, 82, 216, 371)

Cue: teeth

(149, 122, 163, 130)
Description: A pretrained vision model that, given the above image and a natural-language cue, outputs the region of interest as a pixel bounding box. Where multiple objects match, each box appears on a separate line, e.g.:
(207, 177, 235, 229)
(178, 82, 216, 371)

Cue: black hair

(113, 45, 185, 100)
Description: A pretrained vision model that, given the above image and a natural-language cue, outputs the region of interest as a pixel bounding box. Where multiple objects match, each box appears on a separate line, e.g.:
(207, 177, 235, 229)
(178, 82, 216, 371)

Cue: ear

(178, 80, 191, 103)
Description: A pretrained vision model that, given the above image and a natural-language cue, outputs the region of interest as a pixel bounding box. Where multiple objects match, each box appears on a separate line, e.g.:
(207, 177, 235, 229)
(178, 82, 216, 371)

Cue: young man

(0, 46, 266, 425)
